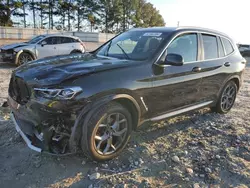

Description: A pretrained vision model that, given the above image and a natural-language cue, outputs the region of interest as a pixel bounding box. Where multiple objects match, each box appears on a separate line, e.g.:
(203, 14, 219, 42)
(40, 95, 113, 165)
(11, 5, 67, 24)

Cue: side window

(52, 37, 61, 44)
(222, 38, 234, 55)
(61, 37, 74, 43)
(41, 37, 60, 45)
(42, 37, 53, 45)
(202, 34, 218, 60)
(218, 37, 225, 57)
(167, 33, 197, 62)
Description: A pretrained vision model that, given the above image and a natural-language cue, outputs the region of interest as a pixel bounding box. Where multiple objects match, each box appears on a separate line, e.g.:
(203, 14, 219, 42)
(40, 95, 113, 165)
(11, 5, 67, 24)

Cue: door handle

(54, 47, 56, 49)
(224, 62, 231, 67)
(192, 67, 201, 72)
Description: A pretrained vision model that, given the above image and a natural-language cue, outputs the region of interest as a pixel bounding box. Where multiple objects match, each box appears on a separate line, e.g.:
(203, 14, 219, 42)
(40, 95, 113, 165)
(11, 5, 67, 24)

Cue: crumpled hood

(14, 53, 132, 86)
(1, 42, 29, 50)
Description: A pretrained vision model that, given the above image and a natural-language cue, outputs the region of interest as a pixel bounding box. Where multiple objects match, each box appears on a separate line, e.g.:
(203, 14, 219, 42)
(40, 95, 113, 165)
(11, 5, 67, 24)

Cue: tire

(81, 102, 132, 161)
(17, 52, 34, 66)
(211, 80, 237, 114)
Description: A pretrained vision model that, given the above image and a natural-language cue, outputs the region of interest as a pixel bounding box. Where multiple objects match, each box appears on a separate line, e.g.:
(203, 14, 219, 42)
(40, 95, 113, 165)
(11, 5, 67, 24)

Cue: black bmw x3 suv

(8, 27, 246, 161)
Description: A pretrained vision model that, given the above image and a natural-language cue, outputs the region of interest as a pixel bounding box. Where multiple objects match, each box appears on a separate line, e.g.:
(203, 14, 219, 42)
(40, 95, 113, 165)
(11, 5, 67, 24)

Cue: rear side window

(42, 37, 61, 45)
(218, 37, 225, 57)
(61, 37, 75, 43)
(202, 34, 218, 60)
(222, 38, 234, 55)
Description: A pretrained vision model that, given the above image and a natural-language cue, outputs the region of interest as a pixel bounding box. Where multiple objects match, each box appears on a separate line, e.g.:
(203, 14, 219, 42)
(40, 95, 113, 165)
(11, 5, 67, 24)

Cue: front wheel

(81, 102, 132, 161)
(211, 81, 237, 114)
(17, 52, 34, 66)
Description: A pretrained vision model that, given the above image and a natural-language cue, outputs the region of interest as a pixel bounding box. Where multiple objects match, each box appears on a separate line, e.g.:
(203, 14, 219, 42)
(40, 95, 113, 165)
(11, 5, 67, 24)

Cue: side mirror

(41, 41, 47, 46)
(158, 53, 184, 67)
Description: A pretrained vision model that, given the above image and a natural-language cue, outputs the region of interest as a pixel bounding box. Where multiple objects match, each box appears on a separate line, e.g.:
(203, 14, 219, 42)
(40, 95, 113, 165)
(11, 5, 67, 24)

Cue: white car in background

(0, 34, 86, 66)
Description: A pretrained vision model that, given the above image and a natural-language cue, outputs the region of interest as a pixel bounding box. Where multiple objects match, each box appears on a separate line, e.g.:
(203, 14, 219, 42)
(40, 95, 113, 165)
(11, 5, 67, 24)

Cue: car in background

(0, 34, 86, 66)
(238, 44, 250, 56)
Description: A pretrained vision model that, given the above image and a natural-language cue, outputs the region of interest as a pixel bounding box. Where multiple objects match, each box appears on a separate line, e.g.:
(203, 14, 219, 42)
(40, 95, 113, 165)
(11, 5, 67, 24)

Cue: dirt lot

(0, 51, 249, 187)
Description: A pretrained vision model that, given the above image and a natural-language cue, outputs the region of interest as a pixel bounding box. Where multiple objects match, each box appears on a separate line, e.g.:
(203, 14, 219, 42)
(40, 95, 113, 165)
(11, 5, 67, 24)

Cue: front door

(36, 37, 58, 59)
(150, 33, 204, 117)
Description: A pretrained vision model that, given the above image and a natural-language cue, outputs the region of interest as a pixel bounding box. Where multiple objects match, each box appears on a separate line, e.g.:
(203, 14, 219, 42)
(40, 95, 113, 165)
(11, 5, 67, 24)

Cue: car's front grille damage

(9, 76, 31, 105)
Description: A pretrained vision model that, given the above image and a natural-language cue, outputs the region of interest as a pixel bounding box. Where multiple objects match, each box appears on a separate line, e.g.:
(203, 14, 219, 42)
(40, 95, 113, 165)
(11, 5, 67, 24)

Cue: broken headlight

(34, 87, 82, 100)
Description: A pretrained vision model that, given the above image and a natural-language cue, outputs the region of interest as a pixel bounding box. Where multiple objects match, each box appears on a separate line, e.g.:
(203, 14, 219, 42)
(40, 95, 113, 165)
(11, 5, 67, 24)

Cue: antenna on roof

(177, 21, 180, 27)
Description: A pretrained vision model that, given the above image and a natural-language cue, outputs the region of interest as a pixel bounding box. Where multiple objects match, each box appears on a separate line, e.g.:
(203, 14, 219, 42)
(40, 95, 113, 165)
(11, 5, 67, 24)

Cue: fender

(15, 49, 37, 65)
(68, 94, 141, 152)
(213, 74, 241, 106)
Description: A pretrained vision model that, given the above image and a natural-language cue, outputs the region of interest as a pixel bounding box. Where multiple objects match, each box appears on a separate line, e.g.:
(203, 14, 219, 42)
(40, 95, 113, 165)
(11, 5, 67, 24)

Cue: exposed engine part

(39, 116, 73, 154)
(52, 134, 64, 142)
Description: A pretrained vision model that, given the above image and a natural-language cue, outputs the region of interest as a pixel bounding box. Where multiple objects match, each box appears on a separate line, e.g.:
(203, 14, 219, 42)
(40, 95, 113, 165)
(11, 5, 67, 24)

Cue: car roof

(130, 26, 231, 39)
(41, 34, 79, 39)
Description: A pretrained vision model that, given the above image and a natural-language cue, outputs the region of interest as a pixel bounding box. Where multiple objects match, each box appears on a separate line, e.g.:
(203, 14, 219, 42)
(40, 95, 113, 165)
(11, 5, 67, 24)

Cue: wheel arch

(69, 94, 141, 152)
(223, 75, 241, 91)
(70, 49, 83, 54)
(15, 49, 36, 65)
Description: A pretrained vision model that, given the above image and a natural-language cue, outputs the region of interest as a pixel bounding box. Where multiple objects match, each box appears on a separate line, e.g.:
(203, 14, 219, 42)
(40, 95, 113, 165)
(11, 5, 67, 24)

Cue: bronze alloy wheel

(93, 113, 128, 155)
(81, 102, 132, 161)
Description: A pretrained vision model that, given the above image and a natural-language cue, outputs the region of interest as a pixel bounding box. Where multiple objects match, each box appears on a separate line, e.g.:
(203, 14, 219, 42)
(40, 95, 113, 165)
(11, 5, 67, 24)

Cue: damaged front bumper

(8, 94, 85, 155)
(11, 112, 42, 152)
(0, 51, 16, 63)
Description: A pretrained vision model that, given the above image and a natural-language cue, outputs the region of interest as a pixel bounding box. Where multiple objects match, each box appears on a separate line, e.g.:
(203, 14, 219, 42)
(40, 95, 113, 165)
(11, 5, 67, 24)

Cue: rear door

(57, 37, 76, 55)
(198, 34, 234, 102)
(150, 33, 204, 117)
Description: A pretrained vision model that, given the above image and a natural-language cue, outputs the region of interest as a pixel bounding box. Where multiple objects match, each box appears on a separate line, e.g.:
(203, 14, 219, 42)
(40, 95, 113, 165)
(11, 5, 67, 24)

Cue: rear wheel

(81, 102, 132, 161)
(211, 81, 237, 114)
(17, 52, 34, 66)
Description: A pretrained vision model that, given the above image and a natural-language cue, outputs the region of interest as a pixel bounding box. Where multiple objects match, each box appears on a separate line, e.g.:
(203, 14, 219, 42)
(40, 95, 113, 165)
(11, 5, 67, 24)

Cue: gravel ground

(0, 56, 249, 188)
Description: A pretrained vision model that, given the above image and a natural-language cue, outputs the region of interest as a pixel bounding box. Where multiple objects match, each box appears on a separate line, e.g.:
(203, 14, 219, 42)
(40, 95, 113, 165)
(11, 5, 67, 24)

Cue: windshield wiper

(116, 43, 130, 60)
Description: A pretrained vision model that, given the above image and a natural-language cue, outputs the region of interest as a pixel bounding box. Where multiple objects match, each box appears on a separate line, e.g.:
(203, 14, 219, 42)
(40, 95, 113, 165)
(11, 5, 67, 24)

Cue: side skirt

(140, 101, 213, 124)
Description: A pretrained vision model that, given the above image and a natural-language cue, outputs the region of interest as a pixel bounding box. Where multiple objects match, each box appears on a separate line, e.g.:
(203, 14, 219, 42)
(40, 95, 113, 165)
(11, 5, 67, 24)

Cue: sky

(150, 0, 250, 44)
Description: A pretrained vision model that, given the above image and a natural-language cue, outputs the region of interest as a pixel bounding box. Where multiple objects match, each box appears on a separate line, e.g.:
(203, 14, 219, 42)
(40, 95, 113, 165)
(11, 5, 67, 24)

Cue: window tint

(222, 38, 234, 55)
(42, 37, 61, 45)
(167, 33, 197, 62)
(218, 37, 225, 57)
(202, 34, 218, 60)
(61, 37, 75, 43)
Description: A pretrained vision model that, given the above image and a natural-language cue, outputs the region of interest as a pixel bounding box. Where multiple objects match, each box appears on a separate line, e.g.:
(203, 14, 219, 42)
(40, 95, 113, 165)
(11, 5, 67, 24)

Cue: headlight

(34, 87, 82, 99)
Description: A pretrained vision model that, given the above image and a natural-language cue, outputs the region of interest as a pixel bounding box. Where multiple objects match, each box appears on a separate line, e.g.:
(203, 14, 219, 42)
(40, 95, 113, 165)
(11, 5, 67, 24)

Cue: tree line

(0, 0, 165, 33)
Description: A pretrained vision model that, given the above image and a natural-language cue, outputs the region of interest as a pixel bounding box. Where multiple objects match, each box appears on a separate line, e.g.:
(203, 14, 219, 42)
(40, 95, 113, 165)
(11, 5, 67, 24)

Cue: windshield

(28, 35, 46, 44)
(96, 31, 169, 60)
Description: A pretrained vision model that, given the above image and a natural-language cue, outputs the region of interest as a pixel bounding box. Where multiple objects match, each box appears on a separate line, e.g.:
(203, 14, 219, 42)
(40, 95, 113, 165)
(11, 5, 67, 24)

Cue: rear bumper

(10, 112, 42, 152)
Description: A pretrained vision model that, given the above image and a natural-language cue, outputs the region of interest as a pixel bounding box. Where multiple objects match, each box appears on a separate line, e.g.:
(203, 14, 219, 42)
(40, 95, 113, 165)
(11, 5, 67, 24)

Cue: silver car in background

(0, 34, 86, 66)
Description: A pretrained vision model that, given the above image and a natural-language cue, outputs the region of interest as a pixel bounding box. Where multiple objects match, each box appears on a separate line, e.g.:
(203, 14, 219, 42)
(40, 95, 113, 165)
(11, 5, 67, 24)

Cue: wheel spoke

(103, 138, 112, 154)
(119, 118, 127, 124)
(95, 135, 102, 141)
(116, 113, 119, 122)
(96, 140, 104, 150)
(113, 128, 127, 137)
(99, 123, 107, 128)
(111, 144, 116, 151)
